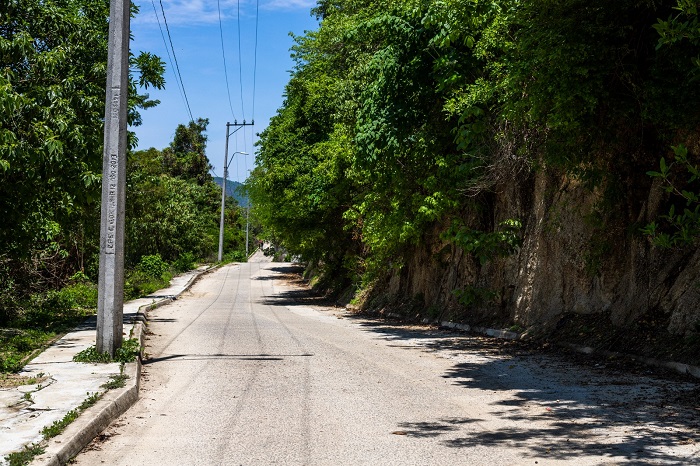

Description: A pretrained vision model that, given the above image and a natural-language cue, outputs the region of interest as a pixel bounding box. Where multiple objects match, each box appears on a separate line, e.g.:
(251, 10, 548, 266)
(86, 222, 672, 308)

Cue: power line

(218, 0, 237, 122)
(252, 0, 259, 121)
(249, 0, 259, 183)
(158, 0, 194, 122)
(237, 0, 245, 121)
(151, 0, 188, 120)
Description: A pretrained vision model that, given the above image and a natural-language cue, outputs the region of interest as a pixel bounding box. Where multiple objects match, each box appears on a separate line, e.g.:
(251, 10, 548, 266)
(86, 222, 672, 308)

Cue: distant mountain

(213, 177, 249, 207)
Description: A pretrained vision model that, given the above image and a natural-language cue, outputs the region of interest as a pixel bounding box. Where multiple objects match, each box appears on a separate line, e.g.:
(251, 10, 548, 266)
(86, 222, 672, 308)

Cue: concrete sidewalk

(0, 265, 214, 465)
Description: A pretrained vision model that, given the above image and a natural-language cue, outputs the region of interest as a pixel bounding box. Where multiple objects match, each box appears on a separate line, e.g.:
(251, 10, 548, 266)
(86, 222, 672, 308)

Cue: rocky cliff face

(370, 163, 700, 340)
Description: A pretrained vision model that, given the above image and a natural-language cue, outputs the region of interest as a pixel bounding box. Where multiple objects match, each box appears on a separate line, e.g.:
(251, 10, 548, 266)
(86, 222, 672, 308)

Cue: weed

(78, 392, 101, 410)
(41, 409, 79, 439)
(5, 443, 45, 466)
(453, 285, 497, 307)
(508, 324, 524, 333)
(40, 392, 101, 439)
(101, 373, 129, 390)
(22, 392, 32, 402)
(124, 270, 172, 301)
(72, 346, 111, 364)
(73, 338, 140, 364)
(1, 281, 97, 375)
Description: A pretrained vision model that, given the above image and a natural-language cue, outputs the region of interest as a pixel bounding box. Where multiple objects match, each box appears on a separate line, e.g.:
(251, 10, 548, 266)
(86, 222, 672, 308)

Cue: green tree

(127, 120, 245, 266)
(0, 0, 164, 320)
(251, 0, 700, 292)
(161, 118, 212, 185)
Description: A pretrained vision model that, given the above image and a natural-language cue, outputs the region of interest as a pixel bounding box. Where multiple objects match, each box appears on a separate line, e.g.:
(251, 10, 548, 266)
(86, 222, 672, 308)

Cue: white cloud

(133, 0, 315, 26)
(261, 0, 316, 10)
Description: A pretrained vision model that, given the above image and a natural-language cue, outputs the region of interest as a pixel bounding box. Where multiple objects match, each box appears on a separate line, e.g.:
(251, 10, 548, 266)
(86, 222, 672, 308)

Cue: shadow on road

(143, 353, 314, 364)
(258, 269, 700, 464)
(348, 316, 700, 464)
(257, 288, 332, 308)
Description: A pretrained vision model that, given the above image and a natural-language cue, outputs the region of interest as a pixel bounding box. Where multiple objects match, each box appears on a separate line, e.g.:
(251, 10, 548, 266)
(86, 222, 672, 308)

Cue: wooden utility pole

(97, 0, 130, 356)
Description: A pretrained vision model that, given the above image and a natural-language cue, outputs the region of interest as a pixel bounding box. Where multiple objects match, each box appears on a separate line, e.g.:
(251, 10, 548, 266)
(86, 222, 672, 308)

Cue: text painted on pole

(106, 153, 118, 253)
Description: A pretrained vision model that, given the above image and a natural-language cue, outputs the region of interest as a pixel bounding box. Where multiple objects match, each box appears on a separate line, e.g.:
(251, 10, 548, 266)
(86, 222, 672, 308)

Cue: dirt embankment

(361, 165, 700, 366)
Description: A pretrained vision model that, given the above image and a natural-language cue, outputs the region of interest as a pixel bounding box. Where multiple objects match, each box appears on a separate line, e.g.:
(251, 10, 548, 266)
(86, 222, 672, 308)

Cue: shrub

(136, 254, 169, 279)
(172, 252, 196, 273)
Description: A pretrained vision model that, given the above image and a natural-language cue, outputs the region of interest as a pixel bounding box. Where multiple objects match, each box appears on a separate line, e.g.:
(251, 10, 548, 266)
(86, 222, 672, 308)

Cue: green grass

(73, 338, 140, 364)
(1, 262, 169, 374)
(40, 392, 101, 439)
(101, 372, 129, 390)
(0, 282, 97, 373)
(5, 443, 45, 466)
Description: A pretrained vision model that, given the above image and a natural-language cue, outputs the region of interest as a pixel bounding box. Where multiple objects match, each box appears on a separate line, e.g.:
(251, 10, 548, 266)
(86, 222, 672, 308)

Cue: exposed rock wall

(373, 166, 700, 337)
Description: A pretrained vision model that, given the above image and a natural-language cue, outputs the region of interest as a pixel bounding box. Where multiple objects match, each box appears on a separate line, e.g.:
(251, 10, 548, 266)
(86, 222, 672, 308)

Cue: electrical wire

(158, 0, 194, 122)
(237, 0, 245, 121)
(218, 0, 237, 122)
(151, 0, 189, 121)
(252, 0, 259, 122)
(250, 0, 259, 177)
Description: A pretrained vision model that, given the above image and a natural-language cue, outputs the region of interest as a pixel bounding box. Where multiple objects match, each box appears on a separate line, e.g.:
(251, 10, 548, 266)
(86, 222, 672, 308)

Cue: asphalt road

(74, 262, 700, 465)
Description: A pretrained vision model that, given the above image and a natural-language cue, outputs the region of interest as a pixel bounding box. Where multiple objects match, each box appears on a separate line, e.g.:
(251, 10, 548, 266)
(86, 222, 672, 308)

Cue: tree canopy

(0, 0, 165, 261)
(248, 0, 700, 288)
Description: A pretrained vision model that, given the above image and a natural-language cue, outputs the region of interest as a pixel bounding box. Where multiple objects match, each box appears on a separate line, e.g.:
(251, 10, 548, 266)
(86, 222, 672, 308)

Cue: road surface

(74, 262, 700, 465)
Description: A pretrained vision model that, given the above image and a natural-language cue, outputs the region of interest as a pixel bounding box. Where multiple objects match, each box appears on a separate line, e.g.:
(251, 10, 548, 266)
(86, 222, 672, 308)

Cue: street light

(218, 142, 248, 262)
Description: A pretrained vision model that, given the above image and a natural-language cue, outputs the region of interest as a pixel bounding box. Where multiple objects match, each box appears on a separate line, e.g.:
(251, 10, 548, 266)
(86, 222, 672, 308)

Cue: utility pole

(245, 205, 249, 257)
(97, 0, 129, 356)
(218, 121, 253, 262)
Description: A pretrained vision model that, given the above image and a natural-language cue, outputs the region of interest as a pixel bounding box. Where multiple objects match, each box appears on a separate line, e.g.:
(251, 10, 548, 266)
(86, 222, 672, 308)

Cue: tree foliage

(0, 1, 165, 260)
(126, 120, 245, 266)
(249, 0, 700, 289)
(0, 0, 165, 321)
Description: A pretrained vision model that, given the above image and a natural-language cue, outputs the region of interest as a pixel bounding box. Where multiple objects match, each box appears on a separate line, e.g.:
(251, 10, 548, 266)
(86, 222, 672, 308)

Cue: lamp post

(218, 145, 248, 262)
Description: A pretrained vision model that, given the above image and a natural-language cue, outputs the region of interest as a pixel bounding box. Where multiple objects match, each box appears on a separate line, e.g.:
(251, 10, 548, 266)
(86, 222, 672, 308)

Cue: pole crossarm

(218, 121, 254, 262)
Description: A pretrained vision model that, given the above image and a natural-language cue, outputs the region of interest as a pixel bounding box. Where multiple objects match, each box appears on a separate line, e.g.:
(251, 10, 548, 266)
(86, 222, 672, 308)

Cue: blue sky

(130, 0, 319, 183)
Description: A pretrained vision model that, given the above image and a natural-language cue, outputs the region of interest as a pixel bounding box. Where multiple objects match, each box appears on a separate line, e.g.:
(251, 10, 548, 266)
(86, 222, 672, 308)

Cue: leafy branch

(643, 145, 700, 247)
(443, 218, 522, 265)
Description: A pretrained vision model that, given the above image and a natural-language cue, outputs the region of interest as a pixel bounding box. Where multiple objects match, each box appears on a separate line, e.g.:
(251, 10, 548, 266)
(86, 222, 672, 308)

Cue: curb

(437, 320, 520, 340)
(33, 361, 140, 466)
(362, 308, 519, 341)
(32, 265, 216, 465)
(561, 343, 700, 380)
(352, 307, 700, 381)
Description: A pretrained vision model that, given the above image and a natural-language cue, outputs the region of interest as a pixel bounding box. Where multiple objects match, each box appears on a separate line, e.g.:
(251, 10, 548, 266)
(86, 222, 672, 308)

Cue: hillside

(247, 0, 700, 364)
(212, 177, 248, 207)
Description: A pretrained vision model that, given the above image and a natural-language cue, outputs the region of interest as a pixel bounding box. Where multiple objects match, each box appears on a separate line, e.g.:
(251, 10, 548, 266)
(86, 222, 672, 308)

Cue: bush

(124, 255, 172, 300)
(224, 250, 248, 263)
(136, 254, 169, 279)
(124, 269, 172, 301)
(172, 252, 196, 273)
(60, 282, 98, 309)
(0, 262, 19, 325)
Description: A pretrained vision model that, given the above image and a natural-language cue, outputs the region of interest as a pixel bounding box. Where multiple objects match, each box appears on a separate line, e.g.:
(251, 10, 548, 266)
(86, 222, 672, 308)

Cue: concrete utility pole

(218, 121, 253, 262)
(245, 205, 249, 257)
(97, 0, 130, 356)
